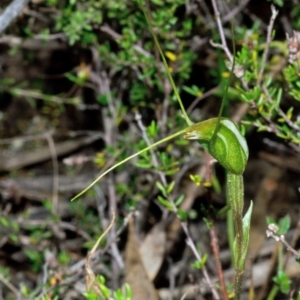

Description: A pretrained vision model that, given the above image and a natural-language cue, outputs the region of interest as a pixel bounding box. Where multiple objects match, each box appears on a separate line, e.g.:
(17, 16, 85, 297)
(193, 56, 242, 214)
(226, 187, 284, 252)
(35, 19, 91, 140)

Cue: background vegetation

(0, 0, 300, 299)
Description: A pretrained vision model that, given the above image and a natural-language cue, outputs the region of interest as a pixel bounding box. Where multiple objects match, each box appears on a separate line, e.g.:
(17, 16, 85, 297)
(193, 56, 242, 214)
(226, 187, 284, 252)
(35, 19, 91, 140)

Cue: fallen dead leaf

(125, 218, 159, 300)
(140, 221, 166, 281)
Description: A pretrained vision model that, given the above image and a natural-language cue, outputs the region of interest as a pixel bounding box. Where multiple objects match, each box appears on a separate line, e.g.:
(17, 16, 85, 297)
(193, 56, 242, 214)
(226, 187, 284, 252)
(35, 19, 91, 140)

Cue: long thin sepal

(71, 128, 188, 201)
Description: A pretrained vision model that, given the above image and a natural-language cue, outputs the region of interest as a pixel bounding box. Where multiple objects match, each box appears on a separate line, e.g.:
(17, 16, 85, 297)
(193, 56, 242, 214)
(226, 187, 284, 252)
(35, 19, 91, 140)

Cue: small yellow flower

(203, 182, 212, 188)
(50, 276, 57, 286)
(252, 50, 258, 61)
(94, 152, 106, 168)
(197, 91, 203, 97)
(165, 51, 177, 61)
(222, 71, 230, 78)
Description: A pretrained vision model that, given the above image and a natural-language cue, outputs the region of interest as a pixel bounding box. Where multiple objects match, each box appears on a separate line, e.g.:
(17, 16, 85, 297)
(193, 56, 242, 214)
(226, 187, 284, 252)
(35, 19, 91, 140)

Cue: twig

(39, 251, 50, 296)
(223, 0, 250, 23)
(4, 87, 89, 108)
(196, 0, 215, 30)
(187, 86, 219, 114)
(21, 219, 93, 241)
(209, 224, 228, 300)
(209, 0, 252, 93)
(283, 221, 300, 269)
(0, 273, 20, 298)
(262, 85, 300, 132)
(99, 73, 123, 288)
(85, 211, 115, 292)
(256, 241, 279, 300)
(0, 0, 30, 34)
(23, 6, 49, 23)
(0, 34, 68, 50)
(210, 0, 233, 62)
(143, 4, 172, 131)
(90, 47, 119, 126)
(45, 132, 59, 215)
(204, 152, 228, 300)
(257, 5, 279, 85)
(98, 24, 151, 58)
(181, 222, 220, 300)
(0, 130, 54, 144)
(209, 39, 231, 61)
(135, 111, 167, 186)
(167, 258, 175, 300)
(266, 224, 300, 260)
(107, 175, 124, 289)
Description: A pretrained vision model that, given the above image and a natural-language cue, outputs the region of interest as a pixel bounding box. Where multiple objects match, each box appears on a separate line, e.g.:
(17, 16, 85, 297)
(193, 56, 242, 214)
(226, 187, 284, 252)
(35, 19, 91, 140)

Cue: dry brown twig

(135, 111, 168, 186)
(203, 151, 228, 300)
(0, 273, 20, 298)
(0, 0, 30, 34)
(258, 5, 279, 85)
(210, 0, 233, 62)
(86, 211, 115, 293)
(45, 132, 59, 215)
(266, 223, 300, 260)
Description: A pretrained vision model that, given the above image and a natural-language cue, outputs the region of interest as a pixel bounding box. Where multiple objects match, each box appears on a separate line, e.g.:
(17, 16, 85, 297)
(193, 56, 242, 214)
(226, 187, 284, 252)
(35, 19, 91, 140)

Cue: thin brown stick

(283, 221, 300, 269)
(99, 24, 151, 58)
(223, 0, 250, 23)
(266, 224, 300, 260)
(0, 273, 20, 297)
(209, 225, 228, 300)
(0, 0, 30, 34)
(181, 221, 220, 300)
(187, 86, 219, 114)
(210, 0, 233, 62)
(256, 241, 279, 300)
(45, 132, 59, 215)
(209, 0, 249, 92)
(205, 152, 228, 300)
(257, 5, 278, 85)
(135, 111, 167, 186)
(107, 174, 124, 289)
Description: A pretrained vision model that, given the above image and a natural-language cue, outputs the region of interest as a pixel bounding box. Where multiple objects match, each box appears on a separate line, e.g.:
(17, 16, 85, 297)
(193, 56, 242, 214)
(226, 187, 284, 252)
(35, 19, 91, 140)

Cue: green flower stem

(184, 118, 252, 299)
(227, 172, 244, 300)
(226, 190, 235, 265)
(140, 3, 192, 126)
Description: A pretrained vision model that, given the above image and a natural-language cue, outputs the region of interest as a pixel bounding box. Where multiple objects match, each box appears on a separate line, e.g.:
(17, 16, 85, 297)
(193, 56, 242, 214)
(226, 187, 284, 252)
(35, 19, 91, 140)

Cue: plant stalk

(227, 172, 244, 300)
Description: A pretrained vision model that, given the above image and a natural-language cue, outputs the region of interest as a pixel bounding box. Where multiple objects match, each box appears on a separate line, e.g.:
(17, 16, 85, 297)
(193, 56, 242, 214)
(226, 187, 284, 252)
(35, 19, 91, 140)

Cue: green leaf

(156, 182, 166, 196)
(211, 175, 222, 194)
(175, 194, 184, 206)
(147, 120, 158, 138)
(124, 283, 132, 298)
(273, 270, 291, 293)
(286, 107, 293, 120)
(240, 201, 253, 265)
(177, 209, 187, 221)
(190, 174, 202, 186)
(278, 215, 291, 235)
(0, 217, 9, 227)
(100, 283, 111, 298)
(166, 181, 175, 194)
(158, 196, 173, 211)
(182, 85, 203, 97)
(275, 88, 283, 108)
(191, 253, 208, 269)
